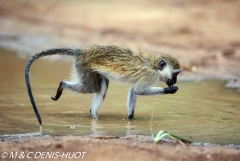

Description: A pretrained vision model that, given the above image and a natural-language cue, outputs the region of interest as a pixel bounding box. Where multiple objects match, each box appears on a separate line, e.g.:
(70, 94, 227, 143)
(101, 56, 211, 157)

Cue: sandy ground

(1, 135, 240, 161)
(0, 0, 240, 160)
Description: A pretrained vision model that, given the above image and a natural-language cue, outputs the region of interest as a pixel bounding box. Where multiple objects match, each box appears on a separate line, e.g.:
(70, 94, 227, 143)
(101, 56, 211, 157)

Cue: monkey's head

(157, 55, 181, 87)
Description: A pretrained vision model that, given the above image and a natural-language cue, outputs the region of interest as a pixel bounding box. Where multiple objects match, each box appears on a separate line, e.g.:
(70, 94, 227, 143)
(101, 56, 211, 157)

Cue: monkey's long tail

(25, 48, 81, 126)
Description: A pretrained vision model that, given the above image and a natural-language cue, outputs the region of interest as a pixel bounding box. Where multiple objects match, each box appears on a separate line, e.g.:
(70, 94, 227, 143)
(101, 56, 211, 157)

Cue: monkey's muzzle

(165, 71, 180, 87)
(166, 78, 177, 87)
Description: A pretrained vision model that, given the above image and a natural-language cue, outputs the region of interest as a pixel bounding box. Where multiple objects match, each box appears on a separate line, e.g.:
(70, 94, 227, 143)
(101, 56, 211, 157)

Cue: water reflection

(90, 120, 136, 136)
(90, 119, 106, 136)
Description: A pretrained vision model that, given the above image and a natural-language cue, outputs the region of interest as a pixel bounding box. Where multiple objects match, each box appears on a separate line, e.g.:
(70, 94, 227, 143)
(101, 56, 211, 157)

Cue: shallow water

(0, 48, 239, 144)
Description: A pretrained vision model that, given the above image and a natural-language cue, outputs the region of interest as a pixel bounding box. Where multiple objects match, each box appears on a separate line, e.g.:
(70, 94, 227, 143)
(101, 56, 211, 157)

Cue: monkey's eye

(158, 60, 166, 71)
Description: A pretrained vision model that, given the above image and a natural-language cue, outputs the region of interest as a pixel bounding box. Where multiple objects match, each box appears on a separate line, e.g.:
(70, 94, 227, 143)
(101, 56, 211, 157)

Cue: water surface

(0, 48, 239, 144)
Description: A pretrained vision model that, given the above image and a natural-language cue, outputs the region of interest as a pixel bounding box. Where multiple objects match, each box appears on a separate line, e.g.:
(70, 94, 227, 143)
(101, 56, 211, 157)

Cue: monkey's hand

(164, 86, 178, 94)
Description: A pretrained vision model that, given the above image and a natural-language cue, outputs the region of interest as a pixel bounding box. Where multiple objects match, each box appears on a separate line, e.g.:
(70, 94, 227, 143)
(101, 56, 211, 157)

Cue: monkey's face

(158, 59, 181, 86)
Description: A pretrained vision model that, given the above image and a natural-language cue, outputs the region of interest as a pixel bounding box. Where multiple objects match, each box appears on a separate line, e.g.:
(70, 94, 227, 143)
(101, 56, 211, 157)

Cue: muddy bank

(1, 135, 240, 161)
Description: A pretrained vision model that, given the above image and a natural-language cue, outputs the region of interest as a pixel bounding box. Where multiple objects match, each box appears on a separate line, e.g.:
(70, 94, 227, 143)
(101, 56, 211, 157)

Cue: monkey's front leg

(134, 86, 178, 96)
(127, 86, 178, 120)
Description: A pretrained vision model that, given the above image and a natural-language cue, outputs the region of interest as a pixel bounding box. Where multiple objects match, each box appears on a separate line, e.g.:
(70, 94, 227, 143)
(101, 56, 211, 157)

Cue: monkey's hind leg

(51, 81, 94, 101)
(90, 76, 109, 119)
(127, 87, 137, 120)
(51, 62, 101, 101)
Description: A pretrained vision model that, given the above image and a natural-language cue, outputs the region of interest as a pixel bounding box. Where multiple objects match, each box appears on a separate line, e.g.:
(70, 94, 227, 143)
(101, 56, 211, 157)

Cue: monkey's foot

(128, 117, 134, 120)
(128, 109, 134, 120)
(51, 91, 62, 101)
(164, 86, 178, 94)
(90, 109, 99, 120)
(51, 96, 59, 101)
(128, 115, 134, 120)
(51, 81, 64, 101)
(91, 115, 99, 120)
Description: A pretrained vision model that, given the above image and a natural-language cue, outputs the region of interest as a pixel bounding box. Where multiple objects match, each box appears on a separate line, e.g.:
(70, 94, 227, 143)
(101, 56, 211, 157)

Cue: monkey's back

(76, 45, 159, 83)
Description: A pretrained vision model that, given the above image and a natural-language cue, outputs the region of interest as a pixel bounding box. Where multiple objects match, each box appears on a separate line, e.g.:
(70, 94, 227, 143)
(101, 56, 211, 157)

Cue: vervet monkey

(25, 45, 181, 125)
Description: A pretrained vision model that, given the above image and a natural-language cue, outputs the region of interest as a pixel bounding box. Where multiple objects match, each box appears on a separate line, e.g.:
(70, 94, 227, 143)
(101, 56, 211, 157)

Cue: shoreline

(1, 135, 240, 161)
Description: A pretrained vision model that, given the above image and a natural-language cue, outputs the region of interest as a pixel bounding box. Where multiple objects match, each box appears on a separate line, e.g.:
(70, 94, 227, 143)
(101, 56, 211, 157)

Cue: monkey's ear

(158, 60, 166, 71)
